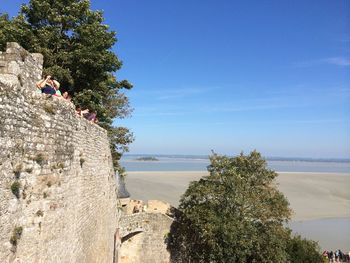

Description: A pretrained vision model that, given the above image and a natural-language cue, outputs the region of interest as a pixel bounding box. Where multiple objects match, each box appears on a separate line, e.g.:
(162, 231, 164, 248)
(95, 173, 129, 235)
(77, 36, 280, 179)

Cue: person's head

(63, 91, 72, 101)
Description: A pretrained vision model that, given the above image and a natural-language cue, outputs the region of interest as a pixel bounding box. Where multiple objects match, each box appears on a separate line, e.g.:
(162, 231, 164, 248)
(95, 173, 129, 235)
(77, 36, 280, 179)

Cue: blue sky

(2, 1, 350, 158)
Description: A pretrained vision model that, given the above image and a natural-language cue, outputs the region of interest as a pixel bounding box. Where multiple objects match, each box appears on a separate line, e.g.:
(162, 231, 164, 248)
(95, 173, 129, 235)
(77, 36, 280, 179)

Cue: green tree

(286, 235, 323, 263)
(0, 0, 133, 173)
(168, 151, 293, 263)
(0, 14, 32, 51)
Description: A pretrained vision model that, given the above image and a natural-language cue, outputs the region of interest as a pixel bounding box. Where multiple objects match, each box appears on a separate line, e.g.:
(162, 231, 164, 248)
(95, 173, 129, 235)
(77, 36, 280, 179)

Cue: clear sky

(2, 1, 350, 158)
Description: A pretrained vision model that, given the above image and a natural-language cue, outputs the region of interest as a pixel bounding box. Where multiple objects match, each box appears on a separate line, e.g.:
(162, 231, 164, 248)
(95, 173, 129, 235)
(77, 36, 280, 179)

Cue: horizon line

(123, 153, 350, 162)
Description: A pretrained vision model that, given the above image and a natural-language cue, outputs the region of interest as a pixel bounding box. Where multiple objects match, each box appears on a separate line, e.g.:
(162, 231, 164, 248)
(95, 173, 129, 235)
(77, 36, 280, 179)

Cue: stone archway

(119, 213, 174, 263)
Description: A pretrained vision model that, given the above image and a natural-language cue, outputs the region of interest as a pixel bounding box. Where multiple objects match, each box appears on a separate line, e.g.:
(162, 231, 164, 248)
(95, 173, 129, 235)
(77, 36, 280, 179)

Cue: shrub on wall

(10, 226, 23, 246)
(13, 163, 23, 178)
(34, 153, 46, 166)
(11, 181, 21, 199)
(43, 102, 56, 115)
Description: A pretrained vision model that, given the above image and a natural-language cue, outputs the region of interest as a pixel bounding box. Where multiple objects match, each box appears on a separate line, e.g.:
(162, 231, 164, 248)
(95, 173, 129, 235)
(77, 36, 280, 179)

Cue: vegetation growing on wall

(9, 226, 23, 247)
(10, 181, 21, 199)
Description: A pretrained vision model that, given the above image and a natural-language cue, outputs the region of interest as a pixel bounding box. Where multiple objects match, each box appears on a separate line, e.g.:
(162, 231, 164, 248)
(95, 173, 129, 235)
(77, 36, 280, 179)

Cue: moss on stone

(43, 102, 56, 114)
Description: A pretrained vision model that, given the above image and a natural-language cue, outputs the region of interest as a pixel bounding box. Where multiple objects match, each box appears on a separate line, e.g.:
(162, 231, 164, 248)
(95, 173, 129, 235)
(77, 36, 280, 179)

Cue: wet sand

(276, 172, 350, 220)
(125, 171, 350, 220)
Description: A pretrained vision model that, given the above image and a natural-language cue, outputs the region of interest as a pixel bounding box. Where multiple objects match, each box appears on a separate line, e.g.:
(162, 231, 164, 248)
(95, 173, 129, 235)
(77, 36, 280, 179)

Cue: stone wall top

(0, 42, 43, 91)
(0, 42, 106, 134)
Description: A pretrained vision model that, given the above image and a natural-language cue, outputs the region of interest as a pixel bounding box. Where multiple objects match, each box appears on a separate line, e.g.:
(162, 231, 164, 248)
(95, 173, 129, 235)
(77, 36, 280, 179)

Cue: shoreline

(127, 170, 350, 175)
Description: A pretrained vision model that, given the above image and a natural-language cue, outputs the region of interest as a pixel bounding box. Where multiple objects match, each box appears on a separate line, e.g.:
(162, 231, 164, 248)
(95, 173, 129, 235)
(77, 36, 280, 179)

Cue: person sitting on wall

(62, 91, 72, 101)
(52, 80, 62, 97)
(36, 75, 56, 95)
(75, 105, 89, 117)
(75, 105, 82, 116)
(85, 110, 98, 123)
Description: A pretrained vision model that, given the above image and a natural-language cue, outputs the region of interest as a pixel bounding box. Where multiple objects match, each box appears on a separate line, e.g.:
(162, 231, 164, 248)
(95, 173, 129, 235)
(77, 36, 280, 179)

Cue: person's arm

(36, 75, 51, 88)
(81, 109, 89, 115)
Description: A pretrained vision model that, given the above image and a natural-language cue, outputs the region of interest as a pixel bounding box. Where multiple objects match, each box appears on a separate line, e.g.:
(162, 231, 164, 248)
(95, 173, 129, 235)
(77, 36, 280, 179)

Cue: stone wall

(119, 213, 173, 263)
(0, 43, 120, 262)
(0, 42, 43, 91)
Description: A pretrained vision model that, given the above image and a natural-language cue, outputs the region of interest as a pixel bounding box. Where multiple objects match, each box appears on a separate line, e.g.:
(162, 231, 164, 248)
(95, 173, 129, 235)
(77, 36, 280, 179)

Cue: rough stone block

(6, 42, 22, 50)
(7, 61, 21, 75)
(31, 53, 44, 66)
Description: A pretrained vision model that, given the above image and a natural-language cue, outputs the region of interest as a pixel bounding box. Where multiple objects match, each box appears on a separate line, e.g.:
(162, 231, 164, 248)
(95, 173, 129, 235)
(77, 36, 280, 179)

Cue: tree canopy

(0, 0, 133, 173)
(286, 235, 323, 263)
(168, 151, 321, 263)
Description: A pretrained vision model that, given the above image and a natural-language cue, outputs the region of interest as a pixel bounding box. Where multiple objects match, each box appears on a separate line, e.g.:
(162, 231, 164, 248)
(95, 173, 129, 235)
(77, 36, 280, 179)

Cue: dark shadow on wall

(121, 231, 143, 243)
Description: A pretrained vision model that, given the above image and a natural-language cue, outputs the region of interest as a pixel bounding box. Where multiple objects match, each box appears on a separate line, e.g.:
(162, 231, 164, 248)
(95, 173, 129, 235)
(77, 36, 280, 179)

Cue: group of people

(323, 249, 350, 262)
(36, 75, 72, 101)
(36, 75, 98, 123)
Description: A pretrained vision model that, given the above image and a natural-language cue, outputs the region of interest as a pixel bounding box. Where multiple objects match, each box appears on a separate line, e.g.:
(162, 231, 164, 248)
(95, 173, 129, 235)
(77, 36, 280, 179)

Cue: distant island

(135, 157, 159, 161)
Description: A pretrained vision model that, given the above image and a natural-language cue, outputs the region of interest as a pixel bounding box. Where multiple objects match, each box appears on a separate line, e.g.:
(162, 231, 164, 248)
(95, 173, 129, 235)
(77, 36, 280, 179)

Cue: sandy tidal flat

(276, 172, 350, 220)
(125, 171, 350, 221)
(125, 171, 350, 250)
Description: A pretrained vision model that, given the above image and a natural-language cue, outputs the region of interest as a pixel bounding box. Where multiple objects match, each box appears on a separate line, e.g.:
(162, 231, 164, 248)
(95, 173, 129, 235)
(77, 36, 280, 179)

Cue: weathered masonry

(118, 200, 174, 263)
(0, 43, 120, 262)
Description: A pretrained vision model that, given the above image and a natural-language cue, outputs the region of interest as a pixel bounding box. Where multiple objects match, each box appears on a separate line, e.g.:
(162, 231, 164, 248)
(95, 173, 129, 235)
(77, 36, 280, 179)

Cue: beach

(125, 170, 350, 250)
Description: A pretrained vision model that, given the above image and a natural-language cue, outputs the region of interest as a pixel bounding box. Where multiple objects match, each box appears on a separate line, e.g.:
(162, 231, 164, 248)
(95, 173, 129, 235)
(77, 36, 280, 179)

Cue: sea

(121, 154, 350, 251)
(121, 154, 350, 173)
